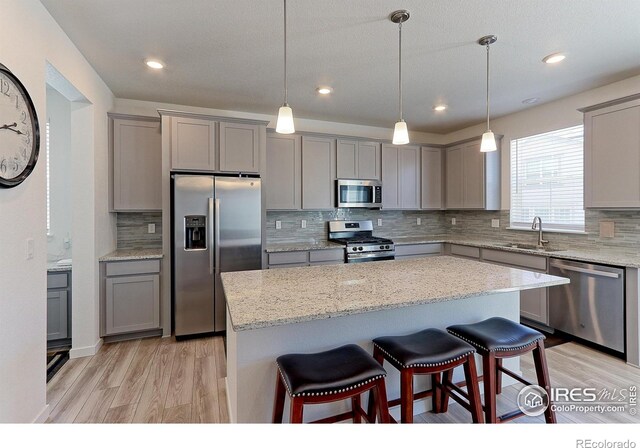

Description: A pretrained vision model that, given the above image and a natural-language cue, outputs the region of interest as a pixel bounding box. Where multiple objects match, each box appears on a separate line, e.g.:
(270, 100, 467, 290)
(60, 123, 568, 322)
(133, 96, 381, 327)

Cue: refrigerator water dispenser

(184, 215, 207, 250)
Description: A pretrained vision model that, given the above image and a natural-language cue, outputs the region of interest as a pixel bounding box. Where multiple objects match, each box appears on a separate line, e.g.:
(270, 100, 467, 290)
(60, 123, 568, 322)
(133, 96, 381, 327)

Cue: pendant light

(478, 35, 497, 152)
(391, 10, 410, 145)
(276, 0, 295, 134)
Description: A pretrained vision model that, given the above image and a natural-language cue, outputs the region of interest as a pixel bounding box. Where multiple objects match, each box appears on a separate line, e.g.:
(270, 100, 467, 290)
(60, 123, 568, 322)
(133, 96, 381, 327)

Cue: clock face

(0, 64, 39, 188)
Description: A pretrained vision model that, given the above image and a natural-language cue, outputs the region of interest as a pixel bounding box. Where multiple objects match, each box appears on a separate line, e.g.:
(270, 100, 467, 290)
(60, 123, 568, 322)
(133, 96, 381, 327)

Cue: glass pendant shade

(392, 120, 409, 145)
(480, 130, 497, 152)
(276, 105, 295, 134)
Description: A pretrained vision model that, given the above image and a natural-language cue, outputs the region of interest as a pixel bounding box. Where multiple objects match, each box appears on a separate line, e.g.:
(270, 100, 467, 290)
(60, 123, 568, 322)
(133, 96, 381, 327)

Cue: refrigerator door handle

(215, 198, 221, 273)
(208, 197, 214, 275)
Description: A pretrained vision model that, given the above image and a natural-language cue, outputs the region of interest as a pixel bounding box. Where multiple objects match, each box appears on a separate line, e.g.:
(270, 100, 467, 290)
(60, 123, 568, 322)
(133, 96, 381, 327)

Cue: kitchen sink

(498, 243, 566, 252)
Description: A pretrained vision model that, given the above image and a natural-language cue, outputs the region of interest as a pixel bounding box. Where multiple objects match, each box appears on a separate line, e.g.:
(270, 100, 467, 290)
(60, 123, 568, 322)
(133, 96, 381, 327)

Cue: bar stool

(272, 344, 391, 423)
(368, 328, 484, 423)
(447, 317, 556, 424)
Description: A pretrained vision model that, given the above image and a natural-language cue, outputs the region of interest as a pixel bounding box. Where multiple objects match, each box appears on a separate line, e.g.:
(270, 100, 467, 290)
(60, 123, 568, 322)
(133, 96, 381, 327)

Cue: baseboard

(33, 404, 50, 423)
(225, 377, 234, 423)
(69, 338, 103, 359)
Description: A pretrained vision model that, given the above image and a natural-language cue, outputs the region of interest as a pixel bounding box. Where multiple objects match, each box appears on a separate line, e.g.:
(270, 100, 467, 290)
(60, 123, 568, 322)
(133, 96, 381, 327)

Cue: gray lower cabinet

(47, 271, 71, 343)
(101, 259, 161, 336)
(449, 244, 481, 259)
(395, 243, 443, 260)
(268, 249, 344, 268)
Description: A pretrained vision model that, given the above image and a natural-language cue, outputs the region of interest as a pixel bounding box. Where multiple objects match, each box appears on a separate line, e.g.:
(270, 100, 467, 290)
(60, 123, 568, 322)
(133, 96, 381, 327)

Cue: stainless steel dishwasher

(549, 259, 625, 353)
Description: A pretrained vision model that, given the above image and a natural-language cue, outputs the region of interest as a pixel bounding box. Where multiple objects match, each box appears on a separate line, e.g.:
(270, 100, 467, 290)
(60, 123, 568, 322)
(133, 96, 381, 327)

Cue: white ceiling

(41, 0, 640, 133)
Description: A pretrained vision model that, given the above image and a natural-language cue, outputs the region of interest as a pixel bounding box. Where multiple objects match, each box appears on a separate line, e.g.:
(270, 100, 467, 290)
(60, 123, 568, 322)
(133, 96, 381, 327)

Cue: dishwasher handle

(549, 261, 621, 279)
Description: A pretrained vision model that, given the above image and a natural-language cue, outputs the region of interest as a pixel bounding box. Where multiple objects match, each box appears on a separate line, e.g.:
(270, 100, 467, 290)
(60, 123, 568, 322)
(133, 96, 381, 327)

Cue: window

(510, 125, 584, 232)
(46, 120, 51, 234)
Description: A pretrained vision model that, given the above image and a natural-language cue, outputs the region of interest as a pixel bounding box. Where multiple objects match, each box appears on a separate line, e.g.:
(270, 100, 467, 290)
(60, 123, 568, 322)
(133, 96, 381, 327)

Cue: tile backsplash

(116, 212, 162, 249)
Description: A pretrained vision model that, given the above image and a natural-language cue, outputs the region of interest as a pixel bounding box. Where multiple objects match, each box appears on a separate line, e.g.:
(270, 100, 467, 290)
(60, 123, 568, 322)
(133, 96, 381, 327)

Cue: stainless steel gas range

(328, 220, 395, 263)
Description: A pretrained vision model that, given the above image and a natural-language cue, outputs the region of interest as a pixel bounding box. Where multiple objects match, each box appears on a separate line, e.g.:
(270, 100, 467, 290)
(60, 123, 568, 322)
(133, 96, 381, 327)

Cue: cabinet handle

(550, 261, 620, 279)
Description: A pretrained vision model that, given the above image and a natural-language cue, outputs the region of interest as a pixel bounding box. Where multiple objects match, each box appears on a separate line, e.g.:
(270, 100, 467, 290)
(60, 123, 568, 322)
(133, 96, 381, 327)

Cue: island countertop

(222, 255, 569, 331)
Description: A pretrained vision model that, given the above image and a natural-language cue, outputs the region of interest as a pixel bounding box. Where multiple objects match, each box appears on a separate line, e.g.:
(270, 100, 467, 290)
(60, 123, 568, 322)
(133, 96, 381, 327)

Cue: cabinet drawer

(482, 249, 547, 271)
(395, 243, 442, 257)
(309, 249, 344, 263)
(105, 259, 161, 277)
(268, 262, 309, 269)
(268, 251, 308, 265)
(47, 273, 68, 289)
(450, 244, 480, 259)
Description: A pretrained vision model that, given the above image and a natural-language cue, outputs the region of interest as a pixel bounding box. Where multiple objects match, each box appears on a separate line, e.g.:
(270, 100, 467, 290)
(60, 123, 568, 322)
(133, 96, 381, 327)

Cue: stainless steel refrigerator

(172, 174, 262, 337)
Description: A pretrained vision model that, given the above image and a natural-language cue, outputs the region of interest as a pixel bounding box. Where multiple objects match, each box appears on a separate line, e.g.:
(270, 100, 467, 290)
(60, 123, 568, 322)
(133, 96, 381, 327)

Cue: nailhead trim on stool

(276, 364, 386, 398)
(372, 342, 476, 368)
(446, 330, 543, 353)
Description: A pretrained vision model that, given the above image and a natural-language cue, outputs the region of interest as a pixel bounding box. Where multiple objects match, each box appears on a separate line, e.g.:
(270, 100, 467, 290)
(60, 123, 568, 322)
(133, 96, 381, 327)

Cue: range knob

(358, 246, 363, 251)
(385, 245, 390, 249)
(380, 245, 384, 250)
(352, 247, 358, 251)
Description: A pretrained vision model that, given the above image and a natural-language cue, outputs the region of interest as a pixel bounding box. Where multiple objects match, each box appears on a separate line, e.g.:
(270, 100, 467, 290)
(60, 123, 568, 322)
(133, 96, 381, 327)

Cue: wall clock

(0, 63, 40, 188)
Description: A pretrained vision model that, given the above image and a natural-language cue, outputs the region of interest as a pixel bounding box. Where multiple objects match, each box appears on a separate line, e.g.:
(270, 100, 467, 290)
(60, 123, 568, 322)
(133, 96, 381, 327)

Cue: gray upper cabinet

(445, 139, 500, 210)
(337, 140, 381, 180)
(170, 116, 217, 171)
(421, 146, 443, 209)
(219, 122, 260, 173)
(382, 144, 420, 209)
(583, 97, 640, 208)
(110, 115, 162, 211)
(301, 136, 336, 210)
(266, 134, 301, 210)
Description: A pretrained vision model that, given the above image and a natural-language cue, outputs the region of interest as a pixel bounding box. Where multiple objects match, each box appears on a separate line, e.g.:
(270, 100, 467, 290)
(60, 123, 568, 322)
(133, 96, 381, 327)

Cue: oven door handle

(347, 251, 396, 260)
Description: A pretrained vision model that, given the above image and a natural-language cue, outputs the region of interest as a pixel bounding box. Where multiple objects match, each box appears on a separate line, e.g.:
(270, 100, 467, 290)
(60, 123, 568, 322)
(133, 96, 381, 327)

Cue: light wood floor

(418, 342, 640, 424)
(46, 335, 229, 423)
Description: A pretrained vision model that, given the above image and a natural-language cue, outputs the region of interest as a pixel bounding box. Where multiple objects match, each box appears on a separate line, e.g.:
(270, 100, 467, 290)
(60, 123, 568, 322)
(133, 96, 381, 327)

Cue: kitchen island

(221, 255, 568, 423)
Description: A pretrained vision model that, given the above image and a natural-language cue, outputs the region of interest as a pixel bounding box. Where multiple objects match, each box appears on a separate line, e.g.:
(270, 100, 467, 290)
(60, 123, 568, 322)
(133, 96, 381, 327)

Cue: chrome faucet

(531, 216, 548, 248)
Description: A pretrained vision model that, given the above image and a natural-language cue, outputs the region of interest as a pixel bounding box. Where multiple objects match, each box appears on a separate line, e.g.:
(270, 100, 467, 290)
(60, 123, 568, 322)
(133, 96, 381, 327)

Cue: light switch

(26, 238, 34, 260)
(275, 220, 282, 230)
(148, 223, 156, 234)
(416, 218, 422, 225)
(377, 218, 383, 227)
(599, 221, 614, 238)
(301, 220, 307, 229)
(491, 219, 500, 228)
(451, 218, 457, 225)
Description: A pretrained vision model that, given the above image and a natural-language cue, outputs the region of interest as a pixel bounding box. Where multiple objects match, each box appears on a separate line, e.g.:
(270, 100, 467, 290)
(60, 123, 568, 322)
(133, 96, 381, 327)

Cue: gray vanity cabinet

(219, 122, 260, 173)
(301, 136, 336, 210)
(382, 144, 420, 209)
(336, 140, 381, 180)
(47, 271, 71, 342)
(101, 260, 161, 336)
(266, 134, 301, 210)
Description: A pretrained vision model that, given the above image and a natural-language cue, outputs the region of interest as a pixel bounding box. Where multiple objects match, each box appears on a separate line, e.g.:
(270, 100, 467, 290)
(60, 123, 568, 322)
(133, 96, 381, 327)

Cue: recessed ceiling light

(145, 59, 164, 69)
(522, 97, 539, 104)
(316, 87, 332, 95)
(542, 53, 565, 64)
(433, 105, 447, 112)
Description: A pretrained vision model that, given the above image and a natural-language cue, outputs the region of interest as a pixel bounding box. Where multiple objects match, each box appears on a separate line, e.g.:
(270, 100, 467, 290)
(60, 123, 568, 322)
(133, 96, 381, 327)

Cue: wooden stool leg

(440, 369, 453, 413)
(400, 368, 414, 423)
(532, 340, 557, 424)
(431, 373, 442, 413)
(496, 358, 503, 395)
(372, 378, 391, 423)
(289, 397, 304, 423)
(367, 347, 385, 423)
(463, 354, 484, 423)
(272, 373, 286, 423)
(482, 353, 498, 423)
(352, 395, 362, 423)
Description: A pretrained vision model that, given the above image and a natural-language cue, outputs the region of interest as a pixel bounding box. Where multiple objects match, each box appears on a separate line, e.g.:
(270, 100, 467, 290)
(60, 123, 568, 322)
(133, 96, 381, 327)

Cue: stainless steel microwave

(336, 179, 382, 208)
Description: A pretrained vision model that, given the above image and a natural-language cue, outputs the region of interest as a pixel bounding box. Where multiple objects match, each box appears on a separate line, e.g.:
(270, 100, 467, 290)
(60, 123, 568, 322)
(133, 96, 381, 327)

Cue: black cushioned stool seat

(446, 317, 556, 424)
(272, 344, 391, 423)
(368, 328, 484, 424)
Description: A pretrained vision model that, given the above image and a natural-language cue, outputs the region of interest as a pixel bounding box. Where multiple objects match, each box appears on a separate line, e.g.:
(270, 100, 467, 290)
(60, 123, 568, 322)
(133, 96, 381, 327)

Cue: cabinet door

(171, 116, 216, 171)
(463, 143, 485, 208)
(382, 144, 399, 208)
(105, 274, 160, 335)
(586, 104, 640, 207)
(357, 141, 381, 180)
(421, 147, 442, 209)
(336, 140, 358, 179)
(47, 290, 68, 341)
(266, 134, 301, 210)
(113, 118, 162, 211)
(219, 122, 260, 173)
(446, 146, 463, 209)
(399, 146, 420, 209)
(301, 136, 336, 210)
(521, 288, 549, 325)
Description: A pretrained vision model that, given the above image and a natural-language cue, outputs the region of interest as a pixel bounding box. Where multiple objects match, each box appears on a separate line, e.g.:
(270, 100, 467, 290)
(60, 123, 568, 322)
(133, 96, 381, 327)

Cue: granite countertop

(47, 261, 72, 272)
(265, 241, 344, 253)
(222, 255, 568, 331)
(99, 248, 164, 262)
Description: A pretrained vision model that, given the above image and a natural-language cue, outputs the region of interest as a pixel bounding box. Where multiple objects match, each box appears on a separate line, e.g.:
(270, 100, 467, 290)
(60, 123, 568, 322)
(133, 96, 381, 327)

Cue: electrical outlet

(301, 219, 307, 229)
(148, 223, 156, 234)
(26, 238, 34, 260)
(275, 220, 282, 230)
(416, 217, 422, 225)
(491, 219, 500, 228)
(451, 218, 456, 225)
(377, 218, 383, 227)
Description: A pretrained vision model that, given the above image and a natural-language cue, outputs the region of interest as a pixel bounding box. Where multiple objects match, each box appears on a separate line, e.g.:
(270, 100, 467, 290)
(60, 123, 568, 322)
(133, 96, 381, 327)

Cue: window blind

(510, 125, 584, 232)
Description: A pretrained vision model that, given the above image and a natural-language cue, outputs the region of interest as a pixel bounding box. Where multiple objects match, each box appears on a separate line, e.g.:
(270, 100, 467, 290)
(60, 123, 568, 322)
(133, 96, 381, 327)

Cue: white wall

(443, 74, 640, 209)
(46, 87, 73, 261)
(0, 0, 114, 423)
